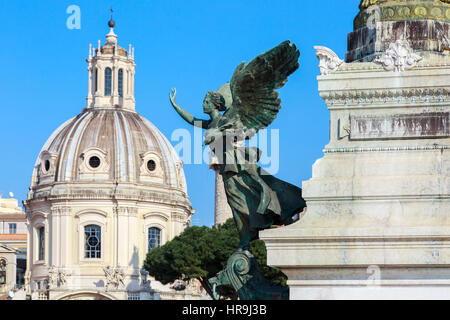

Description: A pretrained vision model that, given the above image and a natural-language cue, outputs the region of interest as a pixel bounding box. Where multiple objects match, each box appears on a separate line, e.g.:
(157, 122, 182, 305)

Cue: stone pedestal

(260, 49, 450, 299)
(347, 0, 450, 62)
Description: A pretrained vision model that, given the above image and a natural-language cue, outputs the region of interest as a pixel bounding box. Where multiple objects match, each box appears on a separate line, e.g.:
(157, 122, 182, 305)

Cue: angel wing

(222, 41, 300, 135)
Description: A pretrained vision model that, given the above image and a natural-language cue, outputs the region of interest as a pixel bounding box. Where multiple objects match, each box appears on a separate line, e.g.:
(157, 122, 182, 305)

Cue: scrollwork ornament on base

(314, 46, 344, 75)
(375, 40, 423, 72)
(209, 250, 289, 300)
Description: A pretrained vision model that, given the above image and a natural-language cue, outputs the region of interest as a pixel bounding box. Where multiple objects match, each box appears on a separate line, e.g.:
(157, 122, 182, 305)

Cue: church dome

(27, 21, 189, 206)
(29, 108, 187, 195)
(23, 19, 197, 301)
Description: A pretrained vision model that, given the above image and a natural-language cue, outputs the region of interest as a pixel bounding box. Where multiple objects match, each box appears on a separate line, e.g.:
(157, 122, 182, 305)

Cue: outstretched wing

(225, 41, 300, 132)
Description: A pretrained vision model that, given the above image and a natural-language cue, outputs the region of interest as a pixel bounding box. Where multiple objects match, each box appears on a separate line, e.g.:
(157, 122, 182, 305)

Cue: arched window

(105, 67, 112, 96)
(94, 67, 98, 93)
(148, 227, 161, 252)
(0, 259, 6, 285)
(38, 227, 45, 261)
(85, 225, 101, 258)
(118, 69, 123, 97)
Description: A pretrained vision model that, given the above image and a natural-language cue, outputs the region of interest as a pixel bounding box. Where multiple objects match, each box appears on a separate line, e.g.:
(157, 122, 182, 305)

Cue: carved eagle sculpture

(210, 40, 300, 142)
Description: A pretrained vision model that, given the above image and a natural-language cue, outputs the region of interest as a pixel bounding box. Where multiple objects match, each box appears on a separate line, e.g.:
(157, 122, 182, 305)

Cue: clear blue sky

(0, 0, 359, 226)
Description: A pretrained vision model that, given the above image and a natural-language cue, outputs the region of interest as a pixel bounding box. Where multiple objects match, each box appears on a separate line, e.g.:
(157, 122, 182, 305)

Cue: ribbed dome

(30, 108, 187, 194)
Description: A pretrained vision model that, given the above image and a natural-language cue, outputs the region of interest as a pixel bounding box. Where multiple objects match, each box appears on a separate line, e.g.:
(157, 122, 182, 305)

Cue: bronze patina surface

(170, 41, 305, 299)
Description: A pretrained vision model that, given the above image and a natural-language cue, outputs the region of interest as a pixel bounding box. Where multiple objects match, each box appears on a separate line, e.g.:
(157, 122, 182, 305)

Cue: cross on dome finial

(108, 7, 115, 28)
(106, 7, 117, 45)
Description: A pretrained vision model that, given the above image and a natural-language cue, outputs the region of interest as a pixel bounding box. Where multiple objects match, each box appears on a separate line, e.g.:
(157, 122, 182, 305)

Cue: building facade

(23, 20, 200, 300)
(0, 244, 19, 297)
(0, 196, 27, 288)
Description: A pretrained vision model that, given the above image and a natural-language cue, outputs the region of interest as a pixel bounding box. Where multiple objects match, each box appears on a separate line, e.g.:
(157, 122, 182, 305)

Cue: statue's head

(203, 91, 226, 114)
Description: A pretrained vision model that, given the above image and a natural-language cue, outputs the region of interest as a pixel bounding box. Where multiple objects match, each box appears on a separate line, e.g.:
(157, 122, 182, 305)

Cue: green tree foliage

(144, 218, 287, 297)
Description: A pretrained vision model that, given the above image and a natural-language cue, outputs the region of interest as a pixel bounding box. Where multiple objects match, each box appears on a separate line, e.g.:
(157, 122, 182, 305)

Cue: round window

(147, 160, 156, 172)
(89, 156, 101, 169)
(44, 160, 50, 172)
(87, 236, 99, 247)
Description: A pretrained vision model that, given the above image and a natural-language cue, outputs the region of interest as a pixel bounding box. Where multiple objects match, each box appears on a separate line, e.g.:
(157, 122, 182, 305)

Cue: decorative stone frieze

(171, 212, 187, 223)
(349, 112, 449, 140)
(321, 88, 450, 107)
(50, 205, 71, 216)
(104, 266, 125, 290)
(48, 266, 70, 288)
(114, 206, 138, 216)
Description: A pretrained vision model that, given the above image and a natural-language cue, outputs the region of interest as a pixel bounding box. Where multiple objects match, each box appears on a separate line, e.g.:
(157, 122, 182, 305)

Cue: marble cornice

(27, 188, 191, 210)
(28, 183, 190, 205)
(329, 57, 450, 74)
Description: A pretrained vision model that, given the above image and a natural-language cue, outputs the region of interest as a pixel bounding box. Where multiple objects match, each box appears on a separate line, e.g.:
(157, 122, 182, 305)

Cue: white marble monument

(260, 0, 450, 300)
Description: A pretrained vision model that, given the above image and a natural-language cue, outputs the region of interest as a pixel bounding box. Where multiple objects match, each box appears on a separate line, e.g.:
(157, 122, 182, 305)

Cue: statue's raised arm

(169, 88, 211, 129)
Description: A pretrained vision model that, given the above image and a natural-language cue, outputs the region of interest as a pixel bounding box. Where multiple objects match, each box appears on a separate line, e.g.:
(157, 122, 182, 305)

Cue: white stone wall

(260, 51, 450, 300)
(25, 196, 192, 299)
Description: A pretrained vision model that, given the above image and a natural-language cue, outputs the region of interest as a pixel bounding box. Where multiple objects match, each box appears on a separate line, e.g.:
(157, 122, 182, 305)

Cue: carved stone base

(346, 20, 450, 62)
(209, 250, 288, 300)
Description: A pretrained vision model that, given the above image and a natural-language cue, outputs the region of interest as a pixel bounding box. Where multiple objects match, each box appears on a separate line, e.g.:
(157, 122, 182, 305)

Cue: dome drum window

(140, 152, 164, 183)
(89, 156, 101, 169)
(79, 148, 109, 180)
(44, 160, 50, 172)
(147, 160, 156, 172)
(38, 151, 57, 179)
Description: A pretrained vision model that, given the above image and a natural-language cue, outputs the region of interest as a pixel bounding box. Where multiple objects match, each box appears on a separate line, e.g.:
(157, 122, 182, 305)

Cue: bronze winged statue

(170, 41, 306, 252)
